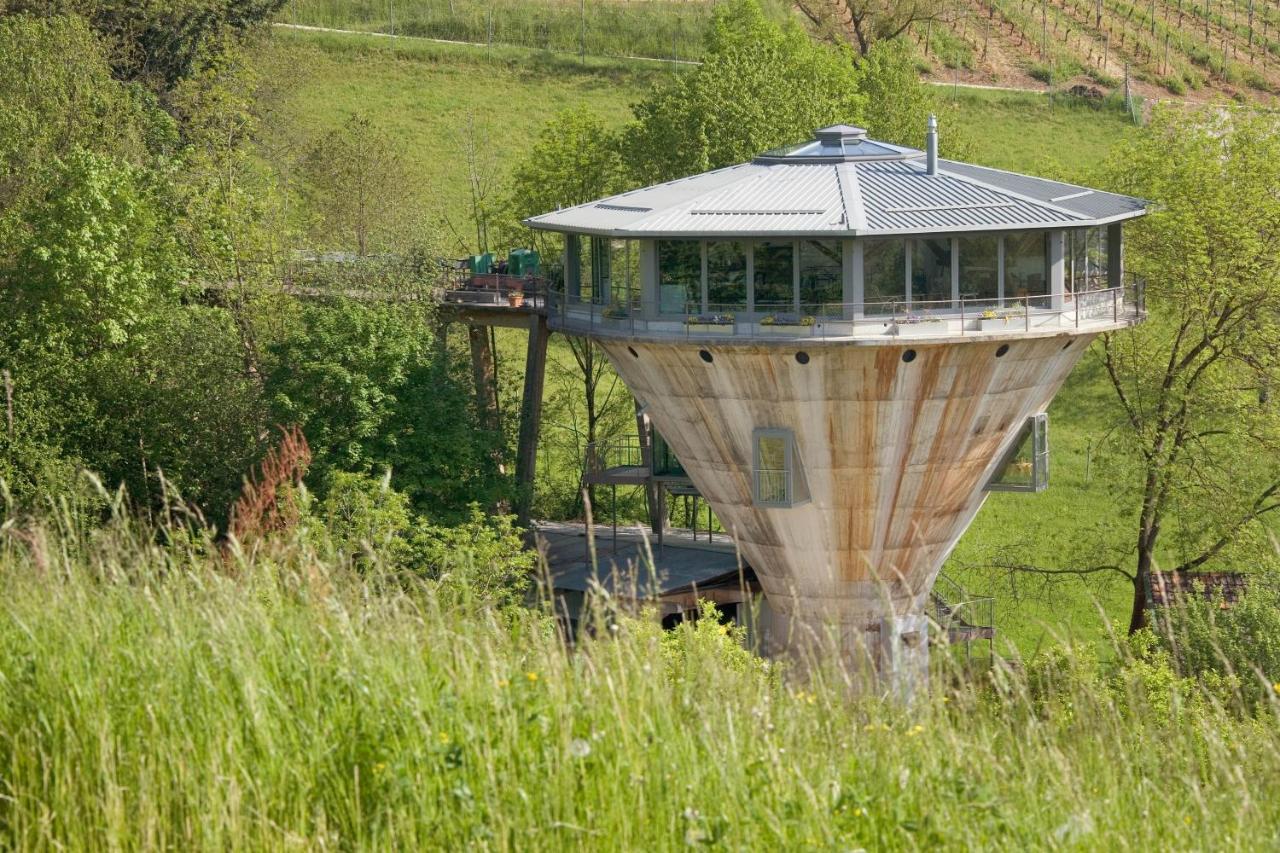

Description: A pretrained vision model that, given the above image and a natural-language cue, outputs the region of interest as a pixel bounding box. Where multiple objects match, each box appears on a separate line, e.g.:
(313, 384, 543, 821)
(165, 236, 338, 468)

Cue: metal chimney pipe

(926, 114, 938, 175)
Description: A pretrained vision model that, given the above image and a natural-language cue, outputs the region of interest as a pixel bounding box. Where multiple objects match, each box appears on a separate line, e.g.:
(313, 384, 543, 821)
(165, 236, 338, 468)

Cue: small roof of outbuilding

(525, 125, 1147, 239)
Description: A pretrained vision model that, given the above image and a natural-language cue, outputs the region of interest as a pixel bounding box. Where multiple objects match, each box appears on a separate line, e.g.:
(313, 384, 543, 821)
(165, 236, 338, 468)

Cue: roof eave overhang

(523, 208, 1149, 240)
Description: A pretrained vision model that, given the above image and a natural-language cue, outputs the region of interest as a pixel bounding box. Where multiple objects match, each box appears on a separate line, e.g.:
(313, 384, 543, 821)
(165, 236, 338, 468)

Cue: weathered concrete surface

(598, 334, 1093, 688)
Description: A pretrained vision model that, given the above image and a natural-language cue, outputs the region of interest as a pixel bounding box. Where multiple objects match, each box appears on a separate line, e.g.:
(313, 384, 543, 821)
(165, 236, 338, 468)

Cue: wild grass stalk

(0, 508, 1276, 848)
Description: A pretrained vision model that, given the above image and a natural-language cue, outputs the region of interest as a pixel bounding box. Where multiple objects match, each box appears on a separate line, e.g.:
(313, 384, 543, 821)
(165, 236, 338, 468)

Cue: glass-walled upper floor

(562, 225, 1118, 318)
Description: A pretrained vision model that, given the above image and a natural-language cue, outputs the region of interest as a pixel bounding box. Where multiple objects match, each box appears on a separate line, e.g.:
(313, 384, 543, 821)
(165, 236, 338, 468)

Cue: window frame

(752, 427, 809, 508)
(985, 413, 1050, 493)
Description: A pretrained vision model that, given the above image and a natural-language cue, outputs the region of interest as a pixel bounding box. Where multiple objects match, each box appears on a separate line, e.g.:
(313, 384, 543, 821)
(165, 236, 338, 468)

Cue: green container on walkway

(508, 249, 540, 276)
(469, 253, 493, 274)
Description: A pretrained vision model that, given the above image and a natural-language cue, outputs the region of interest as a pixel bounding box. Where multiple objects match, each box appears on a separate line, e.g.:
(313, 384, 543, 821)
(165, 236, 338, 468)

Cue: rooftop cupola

(754, 125, 922, 164)
(813, 124, 868, 144)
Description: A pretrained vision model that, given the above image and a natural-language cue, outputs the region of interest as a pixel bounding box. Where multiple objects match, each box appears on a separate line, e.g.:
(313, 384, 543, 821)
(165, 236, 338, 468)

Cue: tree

(5, 0, 287, 91)
(1099, 108, 1280, 632)
(300, 113, 422, 256)
(505, 106, 625, 258)
(0, 15, 165, 220)
(987, 110, 1280, 634)
(11, 149, 183, 351)
(794, 0, 957, 58)
(624, 0, 867, 184)
(264, 296, 427, 485)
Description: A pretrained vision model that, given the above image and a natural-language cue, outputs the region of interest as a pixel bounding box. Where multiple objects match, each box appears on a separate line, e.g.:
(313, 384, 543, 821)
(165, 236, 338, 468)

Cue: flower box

(686, 323, 736, 335)
(894, 321, 946, 337)
(979, 317, 1023, 333)
(756, 324, 814, 337)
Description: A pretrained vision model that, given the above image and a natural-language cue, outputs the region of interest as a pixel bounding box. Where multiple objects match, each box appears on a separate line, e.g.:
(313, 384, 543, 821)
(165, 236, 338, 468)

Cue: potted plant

(602, 303, 629, 320)
(507, 278, 525, 307)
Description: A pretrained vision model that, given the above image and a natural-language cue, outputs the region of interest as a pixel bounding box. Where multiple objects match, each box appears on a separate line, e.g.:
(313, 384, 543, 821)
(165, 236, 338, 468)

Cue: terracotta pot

(508, 291, 525, 308)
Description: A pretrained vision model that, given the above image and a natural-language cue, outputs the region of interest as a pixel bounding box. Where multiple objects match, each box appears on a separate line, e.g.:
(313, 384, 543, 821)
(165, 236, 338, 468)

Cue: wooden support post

(514, 313, 549, 528)
(468, 323, 506, 483)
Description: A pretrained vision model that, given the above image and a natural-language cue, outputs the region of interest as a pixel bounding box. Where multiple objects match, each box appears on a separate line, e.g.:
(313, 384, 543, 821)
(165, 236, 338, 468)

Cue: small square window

(753, 428, 809, 507)
(986, 413, 1049, 493)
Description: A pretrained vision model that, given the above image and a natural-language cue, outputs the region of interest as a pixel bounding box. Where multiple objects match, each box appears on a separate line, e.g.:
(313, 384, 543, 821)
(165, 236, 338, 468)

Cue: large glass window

(958, 235, 999, 305)
(706, 241, 747, 311)
(753, 241, 794, 312)
(589, 236, 610, 304)
(1004, 232, 1049, 302)
(1067, 229, 1087, 296)
(608, 239, 637, 308)
(863, 239, 906, 314)
(799, 240, 843, 315)
(657, 239, 700, 314)
(986, 413, 1049, 493)
(1085, 226, 1109, 291)
(911, 238, 953, 307)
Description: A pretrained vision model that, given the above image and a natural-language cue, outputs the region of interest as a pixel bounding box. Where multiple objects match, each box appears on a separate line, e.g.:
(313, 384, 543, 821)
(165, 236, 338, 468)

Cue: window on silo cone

(752, 428, 809, 508)
(986, 413, 1049, 493)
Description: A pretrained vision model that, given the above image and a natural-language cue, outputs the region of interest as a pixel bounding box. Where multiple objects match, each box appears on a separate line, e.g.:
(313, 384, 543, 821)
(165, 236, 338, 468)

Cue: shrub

(415, 504, 535, 608)
(1160, 75, 1187, 96)
(1160, 583, 1280, 710)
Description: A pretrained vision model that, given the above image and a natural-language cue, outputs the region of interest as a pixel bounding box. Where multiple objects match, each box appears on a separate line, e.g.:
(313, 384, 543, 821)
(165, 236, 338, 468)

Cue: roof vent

(814, 125, 868, 145)
(926, 115, 938, 176)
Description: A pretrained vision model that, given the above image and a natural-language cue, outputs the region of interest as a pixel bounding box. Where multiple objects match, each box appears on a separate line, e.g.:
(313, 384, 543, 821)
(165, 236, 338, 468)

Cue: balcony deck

(547, 282, 1144, 345)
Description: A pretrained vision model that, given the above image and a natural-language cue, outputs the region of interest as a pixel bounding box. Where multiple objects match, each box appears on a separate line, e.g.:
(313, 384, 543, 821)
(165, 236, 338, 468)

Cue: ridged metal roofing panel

(857, 160, 1080, 232)
(627, 163, 846, 234)
(938, 160, 1146, 220)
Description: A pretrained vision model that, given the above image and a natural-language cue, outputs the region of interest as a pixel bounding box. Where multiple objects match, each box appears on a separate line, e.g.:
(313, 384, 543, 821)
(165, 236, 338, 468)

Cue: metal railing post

(1024, 296, 1030, 332)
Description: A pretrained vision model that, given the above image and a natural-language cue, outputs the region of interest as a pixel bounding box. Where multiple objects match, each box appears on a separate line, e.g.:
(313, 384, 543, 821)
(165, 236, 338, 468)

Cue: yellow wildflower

(526, 671, 539, 682)
(438, 731, 451, 745)
(497, 678, 510, 688)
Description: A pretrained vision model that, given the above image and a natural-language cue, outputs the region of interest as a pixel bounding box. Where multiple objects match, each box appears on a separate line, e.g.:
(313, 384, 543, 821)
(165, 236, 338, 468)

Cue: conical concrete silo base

(598, 333, 1093, 698)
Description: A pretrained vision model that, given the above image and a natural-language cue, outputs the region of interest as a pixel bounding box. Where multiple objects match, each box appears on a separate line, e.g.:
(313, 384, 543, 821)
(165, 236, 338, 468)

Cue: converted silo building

(527, 120, 1147, 694)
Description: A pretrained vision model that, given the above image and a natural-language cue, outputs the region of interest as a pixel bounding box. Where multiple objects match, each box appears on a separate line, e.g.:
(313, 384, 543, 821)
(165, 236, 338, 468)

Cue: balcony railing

(584, 436, 648, 476)
(547, 276, 1144, 342)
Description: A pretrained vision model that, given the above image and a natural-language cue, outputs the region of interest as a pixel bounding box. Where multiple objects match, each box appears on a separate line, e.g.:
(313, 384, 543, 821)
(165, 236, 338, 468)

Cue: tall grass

(0, 502, 1278, 848)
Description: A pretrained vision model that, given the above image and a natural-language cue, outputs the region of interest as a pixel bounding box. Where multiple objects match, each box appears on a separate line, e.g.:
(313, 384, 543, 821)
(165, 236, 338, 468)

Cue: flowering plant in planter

(602, 303, 629, 319)
(760, 314, 816, 327)
(684, 313, 735, 326)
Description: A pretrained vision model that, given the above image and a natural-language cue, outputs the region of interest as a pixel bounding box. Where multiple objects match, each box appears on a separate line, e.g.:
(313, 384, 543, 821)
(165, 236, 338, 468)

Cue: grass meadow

(261, 28, 1145, 655)
(0, 506, 1278, 849)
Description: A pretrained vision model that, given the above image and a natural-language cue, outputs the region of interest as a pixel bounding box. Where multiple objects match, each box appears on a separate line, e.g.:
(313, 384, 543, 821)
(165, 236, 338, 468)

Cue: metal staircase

(930, 573, 995, 664)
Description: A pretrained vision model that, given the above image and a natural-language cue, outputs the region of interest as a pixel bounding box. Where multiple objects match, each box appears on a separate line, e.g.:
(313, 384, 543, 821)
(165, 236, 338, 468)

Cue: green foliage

(0, 510, 1280, 846)
(1098, 108, 1280, 606)
(0, 15, 163, 216)
(505, 106, 624, 254)
(624, 0, 866, 183)
(1162, 585, 1280, 710)
(265, 296, 427, 480)
(415, 504, 534, 608)
(299, 113, 426, 255)
(856, 40, 952, 154)
(313, 469, 417, 569)
(11, 149, 182, 349)
(6, 0, 287, 90)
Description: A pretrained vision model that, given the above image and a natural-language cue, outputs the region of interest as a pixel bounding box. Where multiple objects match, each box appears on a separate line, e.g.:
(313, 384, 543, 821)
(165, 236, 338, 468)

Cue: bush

(1160, 583, 1280, 710)
(1160, 75, 1187, 96)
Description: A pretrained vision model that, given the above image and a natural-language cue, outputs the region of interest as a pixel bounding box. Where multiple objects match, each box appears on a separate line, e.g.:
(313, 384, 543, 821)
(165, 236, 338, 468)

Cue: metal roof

(525, 126, 1148, 238)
